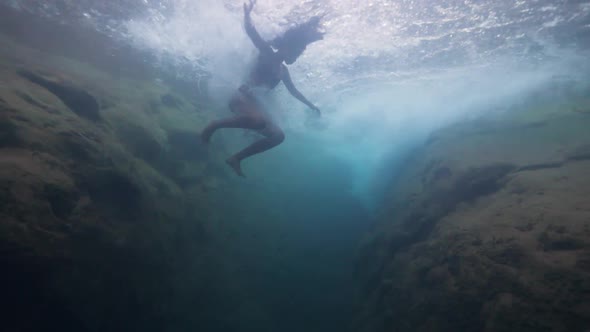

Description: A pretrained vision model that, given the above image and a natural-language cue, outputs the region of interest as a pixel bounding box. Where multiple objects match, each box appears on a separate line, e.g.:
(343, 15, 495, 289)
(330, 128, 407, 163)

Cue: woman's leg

(200, 95, 285, 177)
(226, 122, 285, 177)
(201, 114, 265, 143)
(201, 93, 265, 143)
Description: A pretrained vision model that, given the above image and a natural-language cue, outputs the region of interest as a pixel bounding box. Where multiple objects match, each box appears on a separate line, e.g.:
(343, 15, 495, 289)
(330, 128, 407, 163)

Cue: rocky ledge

(355, 94, 590, 332)
(0, 34, 241, 331)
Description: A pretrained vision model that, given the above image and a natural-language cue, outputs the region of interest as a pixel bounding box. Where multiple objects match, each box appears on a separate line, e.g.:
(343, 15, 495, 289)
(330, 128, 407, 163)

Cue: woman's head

(271, 16, 324, 64)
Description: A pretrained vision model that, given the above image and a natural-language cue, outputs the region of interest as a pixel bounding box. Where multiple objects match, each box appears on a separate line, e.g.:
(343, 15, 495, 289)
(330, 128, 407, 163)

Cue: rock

(453, 163, 515, 202)
(82, 169, 142, 222)
(0, 118, 22, 148)
(167, 129, 206, 161)
(538, 226, 586, 251)
(431, 166, 452, 183)
(17, 69, 101, 121)
(116, 124, 163, 164)
(0, 20, 251, 332)
(57, 131, 96, 162)
(43, 183, 78, 219)
(14, 90, 58, 114)
(355, 110, 590, 332)
(568, 144, 590, 161)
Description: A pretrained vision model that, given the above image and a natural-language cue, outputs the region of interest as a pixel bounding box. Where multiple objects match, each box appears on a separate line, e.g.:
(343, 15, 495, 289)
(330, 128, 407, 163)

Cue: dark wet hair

(270, 16, 324, 54)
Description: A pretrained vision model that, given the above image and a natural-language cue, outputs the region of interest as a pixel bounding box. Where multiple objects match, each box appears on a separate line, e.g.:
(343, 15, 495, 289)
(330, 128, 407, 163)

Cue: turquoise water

(1, 1, 589, 331)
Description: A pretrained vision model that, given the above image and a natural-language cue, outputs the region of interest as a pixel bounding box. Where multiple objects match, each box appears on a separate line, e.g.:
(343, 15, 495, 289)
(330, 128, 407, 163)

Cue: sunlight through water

(11, 0, 590, 206)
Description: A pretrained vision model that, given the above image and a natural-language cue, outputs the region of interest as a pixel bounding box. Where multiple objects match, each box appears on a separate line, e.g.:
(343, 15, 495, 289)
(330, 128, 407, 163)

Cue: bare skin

(201, 0, 321, 177)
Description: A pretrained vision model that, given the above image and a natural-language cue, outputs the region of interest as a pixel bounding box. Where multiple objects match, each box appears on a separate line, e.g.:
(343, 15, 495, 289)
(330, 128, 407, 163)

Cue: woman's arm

(281, 65, 321, 116)
(243, 0, 272, 54)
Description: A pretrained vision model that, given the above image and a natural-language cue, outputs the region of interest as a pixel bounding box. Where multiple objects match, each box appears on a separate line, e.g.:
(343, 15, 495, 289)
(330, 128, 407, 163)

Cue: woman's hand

(310, 105, 321, 117)
(244, 0, 256, 16)
(305, 110, 328, 130)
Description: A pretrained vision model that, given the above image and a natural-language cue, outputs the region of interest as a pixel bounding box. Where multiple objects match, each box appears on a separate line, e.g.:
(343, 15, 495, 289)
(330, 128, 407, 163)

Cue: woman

(201, 0, 323, 177)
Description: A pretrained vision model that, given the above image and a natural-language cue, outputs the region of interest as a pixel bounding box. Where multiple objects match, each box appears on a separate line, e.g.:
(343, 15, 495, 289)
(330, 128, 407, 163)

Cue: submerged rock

(453, 163, 515, 201)
(116, 124, 163, 165)
(568, 144, 590, 161)
(356, 111, 590, 332)
(0, 118, 22, 148)
(43, 183, 78, 219)
(82, 169, 143, 222)
(17, 69, 101, 121)
(0, 35, 240, 332)
(167, 129, 207, 161)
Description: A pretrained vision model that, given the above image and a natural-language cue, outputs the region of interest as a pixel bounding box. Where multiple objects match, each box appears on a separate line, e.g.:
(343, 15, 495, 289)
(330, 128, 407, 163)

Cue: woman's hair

(270, 16, 325, 52)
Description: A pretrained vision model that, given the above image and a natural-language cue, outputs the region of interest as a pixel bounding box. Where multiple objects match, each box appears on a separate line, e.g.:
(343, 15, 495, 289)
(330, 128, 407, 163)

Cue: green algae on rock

(0, 31, 242, 332)
(17, 69, 101, 121)
(355, 101, 590, 332)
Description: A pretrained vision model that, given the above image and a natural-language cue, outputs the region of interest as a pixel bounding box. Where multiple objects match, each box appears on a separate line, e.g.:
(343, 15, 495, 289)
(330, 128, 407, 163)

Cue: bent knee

(271, 128, 285, 144)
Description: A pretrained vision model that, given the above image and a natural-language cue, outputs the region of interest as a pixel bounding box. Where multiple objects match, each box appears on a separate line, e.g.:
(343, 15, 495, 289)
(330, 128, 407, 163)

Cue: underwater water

(0, 1, 589, 332)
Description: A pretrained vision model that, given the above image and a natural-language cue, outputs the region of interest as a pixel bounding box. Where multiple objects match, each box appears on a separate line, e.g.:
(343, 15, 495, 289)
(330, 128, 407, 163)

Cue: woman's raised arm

(243, 0, 272, 54)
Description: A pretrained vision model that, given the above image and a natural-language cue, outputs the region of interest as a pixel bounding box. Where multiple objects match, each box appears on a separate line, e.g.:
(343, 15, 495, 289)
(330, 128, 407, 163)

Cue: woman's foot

(226, 156, 245, 177)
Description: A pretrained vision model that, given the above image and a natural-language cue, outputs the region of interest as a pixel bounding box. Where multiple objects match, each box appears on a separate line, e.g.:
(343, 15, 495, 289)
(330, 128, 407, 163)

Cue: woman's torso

(247, 52, 282, 89)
